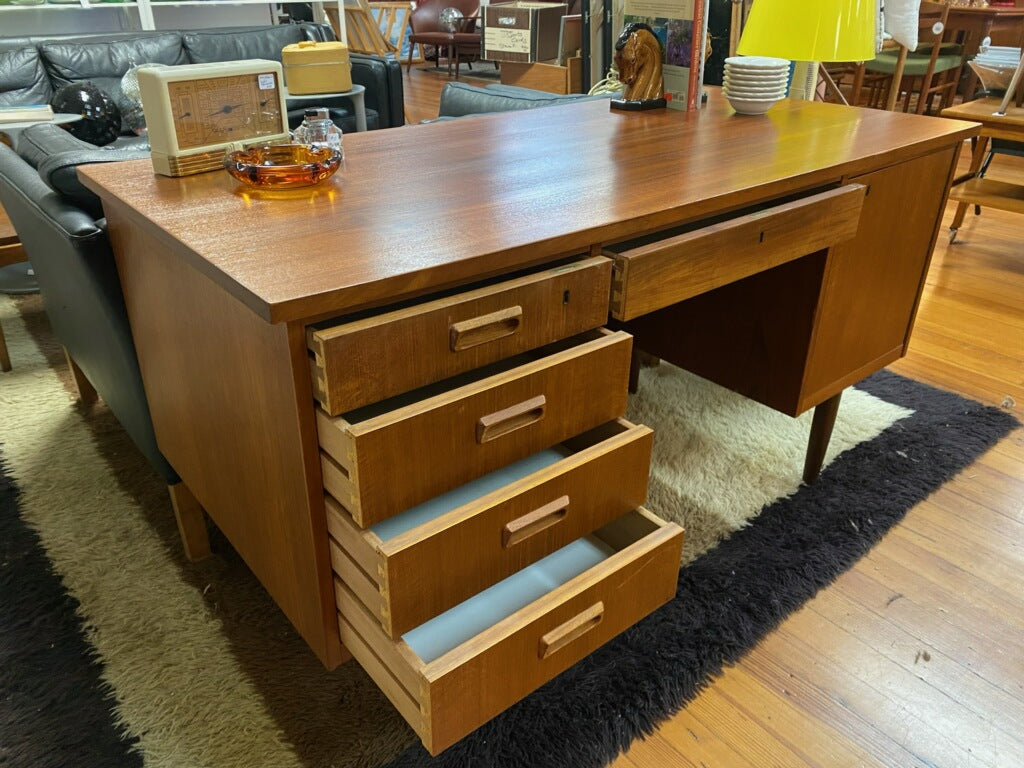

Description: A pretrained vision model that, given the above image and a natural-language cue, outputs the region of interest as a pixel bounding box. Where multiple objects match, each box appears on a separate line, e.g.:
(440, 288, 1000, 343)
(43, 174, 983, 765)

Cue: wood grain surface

(402, 71, 1024, 767)
(79, 99, 977, 325)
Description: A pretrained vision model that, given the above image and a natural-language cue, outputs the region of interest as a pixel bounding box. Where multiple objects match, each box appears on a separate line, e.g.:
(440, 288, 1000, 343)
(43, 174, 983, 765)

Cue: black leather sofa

(0, 24, 403, 558)
(0, 22, 404, 135)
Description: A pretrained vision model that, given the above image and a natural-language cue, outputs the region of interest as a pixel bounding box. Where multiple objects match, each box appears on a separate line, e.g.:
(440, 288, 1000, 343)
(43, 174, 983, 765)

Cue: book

(622, 0, 710, 111)
(0, 104, 55, 124)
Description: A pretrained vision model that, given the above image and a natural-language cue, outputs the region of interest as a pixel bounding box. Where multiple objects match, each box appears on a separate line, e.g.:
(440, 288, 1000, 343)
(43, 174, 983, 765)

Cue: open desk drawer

(308, 256, 613, 415)
(335, 507, 684, 755)
(606, 184, 866, 321)
(316, 329, 633, 527)
(326, 418, 654, 638)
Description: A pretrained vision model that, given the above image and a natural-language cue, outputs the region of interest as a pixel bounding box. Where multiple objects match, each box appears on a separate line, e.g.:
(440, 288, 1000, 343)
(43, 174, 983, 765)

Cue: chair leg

(406, 44, 413, 74)
(0, 320, 10, 372)
(63, 347, 97, 405)
(168, 481, 211, 561)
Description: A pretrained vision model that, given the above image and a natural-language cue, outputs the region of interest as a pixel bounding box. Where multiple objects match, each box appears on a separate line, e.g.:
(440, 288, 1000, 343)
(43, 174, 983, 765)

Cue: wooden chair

(862, 2, 968, 114)
(326, 0, 417, 62)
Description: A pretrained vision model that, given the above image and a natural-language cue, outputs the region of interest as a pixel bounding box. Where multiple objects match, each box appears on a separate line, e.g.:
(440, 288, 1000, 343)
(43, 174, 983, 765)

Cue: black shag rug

(1, 290, 1018, 768)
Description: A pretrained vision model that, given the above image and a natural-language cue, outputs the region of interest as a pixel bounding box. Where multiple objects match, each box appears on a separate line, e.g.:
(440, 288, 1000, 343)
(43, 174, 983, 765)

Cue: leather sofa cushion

(182, 25, 320, 64)
(0, 47, 53, 107)
(437, 82, 615, 118)
(39, 34, 189, 132)
(18, 123, 148, 219)
(350, 52, 403, 129)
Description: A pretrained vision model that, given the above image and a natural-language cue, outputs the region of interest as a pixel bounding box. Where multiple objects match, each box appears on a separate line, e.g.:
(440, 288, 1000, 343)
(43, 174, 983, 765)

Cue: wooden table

(942, 96, 1024, 240)
(79, 97, 976, 752)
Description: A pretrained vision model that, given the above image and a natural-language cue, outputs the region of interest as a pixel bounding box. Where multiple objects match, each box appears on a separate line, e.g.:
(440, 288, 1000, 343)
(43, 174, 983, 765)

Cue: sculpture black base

(610, 97, 668, 111)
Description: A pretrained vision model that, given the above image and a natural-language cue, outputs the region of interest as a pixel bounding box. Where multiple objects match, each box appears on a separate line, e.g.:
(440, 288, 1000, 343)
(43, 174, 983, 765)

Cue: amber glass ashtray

(224, 144, 342, 189)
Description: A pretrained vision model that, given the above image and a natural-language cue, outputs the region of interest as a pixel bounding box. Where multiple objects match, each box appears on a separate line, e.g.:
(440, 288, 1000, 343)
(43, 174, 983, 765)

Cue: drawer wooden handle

(476, 395, 546, 444)
(449, 306, 523, 351)
(538, 602, 605, 660)
(502, 495, 569, 549)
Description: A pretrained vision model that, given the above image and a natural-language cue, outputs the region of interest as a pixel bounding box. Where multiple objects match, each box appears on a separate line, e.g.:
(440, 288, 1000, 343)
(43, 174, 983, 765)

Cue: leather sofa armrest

(19, 123, 149, 219)
(437, 82, 618, 118)
(350, 53, 405, 128)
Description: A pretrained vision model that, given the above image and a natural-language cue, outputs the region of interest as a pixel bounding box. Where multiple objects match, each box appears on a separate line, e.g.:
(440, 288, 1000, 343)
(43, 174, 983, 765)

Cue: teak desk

(80, 98, 976, 754)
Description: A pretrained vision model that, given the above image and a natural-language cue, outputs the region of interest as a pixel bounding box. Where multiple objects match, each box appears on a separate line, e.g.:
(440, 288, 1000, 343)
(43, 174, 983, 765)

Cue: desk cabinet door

(801, 147, 958, 407)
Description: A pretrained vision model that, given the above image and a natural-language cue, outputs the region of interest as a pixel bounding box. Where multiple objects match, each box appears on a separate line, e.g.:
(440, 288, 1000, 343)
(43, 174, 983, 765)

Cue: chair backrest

(409, 0, 480, 34)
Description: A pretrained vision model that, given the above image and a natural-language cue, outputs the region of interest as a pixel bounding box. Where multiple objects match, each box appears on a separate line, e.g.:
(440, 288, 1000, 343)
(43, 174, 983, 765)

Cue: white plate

(725, 55, 790, 70)
(724, 87, 787, 99)
(724, 69, 789, 78)
(725, 61, 789, 70)
(725, 67, 790, 77)
(724, 75, 789, 87)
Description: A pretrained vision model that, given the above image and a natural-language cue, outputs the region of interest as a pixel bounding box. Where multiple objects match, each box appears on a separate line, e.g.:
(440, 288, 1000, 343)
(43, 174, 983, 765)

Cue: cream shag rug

(0, 293, 911, 767)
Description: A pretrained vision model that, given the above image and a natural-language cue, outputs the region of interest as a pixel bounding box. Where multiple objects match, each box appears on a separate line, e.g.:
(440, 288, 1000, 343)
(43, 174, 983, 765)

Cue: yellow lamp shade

(737, 0, 876, 62)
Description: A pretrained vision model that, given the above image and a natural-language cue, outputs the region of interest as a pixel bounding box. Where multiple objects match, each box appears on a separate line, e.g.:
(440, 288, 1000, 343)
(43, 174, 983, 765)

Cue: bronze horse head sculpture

(614, 22, 665, 102)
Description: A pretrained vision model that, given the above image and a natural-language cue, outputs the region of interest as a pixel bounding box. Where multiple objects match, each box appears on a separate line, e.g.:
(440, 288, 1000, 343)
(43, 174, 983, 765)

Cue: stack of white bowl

(723, 56, 790, 115)
(969, 45, 1022, 93)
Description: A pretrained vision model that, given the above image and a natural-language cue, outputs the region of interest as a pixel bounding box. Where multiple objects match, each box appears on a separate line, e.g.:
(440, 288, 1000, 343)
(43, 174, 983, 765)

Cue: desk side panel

(800, 145, 960, 408)
(106, 202, 342, 668)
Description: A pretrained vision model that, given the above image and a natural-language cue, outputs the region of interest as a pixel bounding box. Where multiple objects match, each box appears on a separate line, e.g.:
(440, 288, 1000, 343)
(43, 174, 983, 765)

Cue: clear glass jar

(293, 107, 343, 157)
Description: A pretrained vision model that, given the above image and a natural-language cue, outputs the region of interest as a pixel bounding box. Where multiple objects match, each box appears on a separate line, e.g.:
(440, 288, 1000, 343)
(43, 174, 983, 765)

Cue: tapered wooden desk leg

(0, 322, 10, 372)
(63, 347, 97, 405)
(628, 350, 661, 393)
(803, 391, 843, 485)
(168, 482, 211, 561)
(628, 348, 641, 393)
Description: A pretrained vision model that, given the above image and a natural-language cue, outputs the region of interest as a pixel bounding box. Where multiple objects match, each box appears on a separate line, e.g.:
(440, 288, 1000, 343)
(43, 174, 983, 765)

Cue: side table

(284, 84, 368, 133)
(941, 97, 1024, 242)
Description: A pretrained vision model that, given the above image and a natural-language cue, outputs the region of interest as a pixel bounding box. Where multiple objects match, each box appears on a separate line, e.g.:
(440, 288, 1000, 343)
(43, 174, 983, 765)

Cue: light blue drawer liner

(370, 447, 568, 542)
(402, 536, 613, 664)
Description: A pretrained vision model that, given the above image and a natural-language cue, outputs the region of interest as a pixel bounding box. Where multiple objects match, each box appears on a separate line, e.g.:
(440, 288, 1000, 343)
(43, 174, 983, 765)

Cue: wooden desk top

(80, 98, 977, 324)
(941, 97, 1024, 128)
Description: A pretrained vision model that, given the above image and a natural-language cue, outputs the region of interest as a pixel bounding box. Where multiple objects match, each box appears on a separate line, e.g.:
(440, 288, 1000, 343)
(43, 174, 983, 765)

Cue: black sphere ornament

(50, 82, 122, 146)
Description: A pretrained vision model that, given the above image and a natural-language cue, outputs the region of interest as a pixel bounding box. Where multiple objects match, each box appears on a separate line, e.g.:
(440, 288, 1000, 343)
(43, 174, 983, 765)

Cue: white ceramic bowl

(727, 95, 779, 115)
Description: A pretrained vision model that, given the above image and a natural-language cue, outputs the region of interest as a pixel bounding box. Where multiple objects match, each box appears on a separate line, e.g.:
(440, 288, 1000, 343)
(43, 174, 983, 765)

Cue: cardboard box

(282, 40, 352, 94)
(483, 2, 567, 64)
(499, 57, 582, 94)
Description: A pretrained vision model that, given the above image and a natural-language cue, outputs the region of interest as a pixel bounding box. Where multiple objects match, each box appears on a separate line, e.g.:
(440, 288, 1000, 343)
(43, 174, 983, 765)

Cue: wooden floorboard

(398, 72, 1024, 767)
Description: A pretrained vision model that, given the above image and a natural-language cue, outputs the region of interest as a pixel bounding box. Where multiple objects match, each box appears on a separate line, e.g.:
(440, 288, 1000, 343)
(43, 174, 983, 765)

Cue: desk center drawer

(606, 184, 866, 321)
(316, 329, 633, 527)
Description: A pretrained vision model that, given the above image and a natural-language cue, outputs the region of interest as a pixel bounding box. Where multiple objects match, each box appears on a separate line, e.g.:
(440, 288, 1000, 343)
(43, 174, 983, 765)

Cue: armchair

(406, 0, 483, 79)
